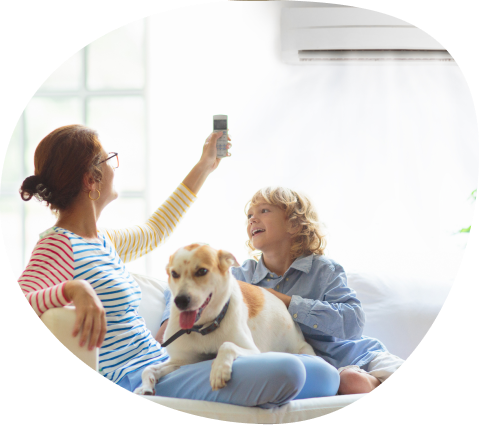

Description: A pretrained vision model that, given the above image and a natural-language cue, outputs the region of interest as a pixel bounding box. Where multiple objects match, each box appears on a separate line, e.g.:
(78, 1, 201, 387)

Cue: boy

(232, 186, 404, 395)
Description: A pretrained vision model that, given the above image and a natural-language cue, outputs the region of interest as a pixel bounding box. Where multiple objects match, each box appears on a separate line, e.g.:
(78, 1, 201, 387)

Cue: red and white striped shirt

(19, 183, 196, 383)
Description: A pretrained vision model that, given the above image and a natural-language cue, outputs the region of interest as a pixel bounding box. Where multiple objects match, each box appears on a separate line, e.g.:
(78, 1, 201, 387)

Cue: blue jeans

(117, 353, 339, 408)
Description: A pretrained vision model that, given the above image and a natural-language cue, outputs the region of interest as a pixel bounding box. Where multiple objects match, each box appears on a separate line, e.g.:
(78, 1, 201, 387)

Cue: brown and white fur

(134, 243, 315, 395)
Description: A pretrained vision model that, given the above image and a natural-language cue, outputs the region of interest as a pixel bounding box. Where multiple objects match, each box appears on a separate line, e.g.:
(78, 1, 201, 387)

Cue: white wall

(142, 1, 478, 283)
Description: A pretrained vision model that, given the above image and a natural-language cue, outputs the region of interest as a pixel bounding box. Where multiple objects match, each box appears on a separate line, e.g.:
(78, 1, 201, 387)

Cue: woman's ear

(82, 172, 97, 192)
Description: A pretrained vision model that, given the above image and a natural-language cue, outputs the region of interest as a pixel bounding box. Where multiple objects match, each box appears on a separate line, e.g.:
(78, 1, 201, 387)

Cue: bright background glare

(1, 2, 477, 287)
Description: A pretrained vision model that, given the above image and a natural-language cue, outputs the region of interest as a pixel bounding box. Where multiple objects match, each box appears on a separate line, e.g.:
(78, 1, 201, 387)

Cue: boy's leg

(337, 352, 404, 394)
(337, 366, 380, 395)
(121, 353, 307, 408)
(292, 355, 340, 399)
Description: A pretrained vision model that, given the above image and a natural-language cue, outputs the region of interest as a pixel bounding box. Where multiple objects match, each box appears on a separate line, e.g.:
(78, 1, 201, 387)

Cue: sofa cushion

(130, 270, 453, 361)
(131, 272, 168, 337)
(347, 272, 452, 359)
(143, 393, 364, 423)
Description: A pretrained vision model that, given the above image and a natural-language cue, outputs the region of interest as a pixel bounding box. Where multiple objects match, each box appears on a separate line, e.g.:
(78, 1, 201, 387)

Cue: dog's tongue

(179, 310, 198, 329)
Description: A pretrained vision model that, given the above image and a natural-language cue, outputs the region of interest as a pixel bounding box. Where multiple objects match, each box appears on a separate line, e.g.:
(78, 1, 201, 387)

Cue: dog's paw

(210, 360, 232, 391)
(134, 386, 156, 396)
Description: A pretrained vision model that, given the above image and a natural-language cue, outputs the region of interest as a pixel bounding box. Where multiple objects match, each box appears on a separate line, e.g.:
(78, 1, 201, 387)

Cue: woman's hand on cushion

(64, 280, 107, 350)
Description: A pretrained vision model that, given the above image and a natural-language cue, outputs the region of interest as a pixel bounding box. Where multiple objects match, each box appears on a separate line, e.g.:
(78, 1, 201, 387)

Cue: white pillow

(346, 272, 453, 360)
(131, 272, 169, 337)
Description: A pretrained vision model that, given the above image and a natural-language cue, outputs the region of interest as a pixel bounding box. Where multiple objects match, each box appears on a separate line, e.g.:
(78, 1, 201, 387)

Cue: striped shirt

(18, 183, 196, 383)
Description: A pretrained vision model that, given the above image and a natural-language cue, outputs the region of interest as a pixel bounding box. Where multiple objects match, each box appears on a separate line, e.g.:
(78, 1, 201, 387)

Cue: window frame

(1, 18, 151, 275)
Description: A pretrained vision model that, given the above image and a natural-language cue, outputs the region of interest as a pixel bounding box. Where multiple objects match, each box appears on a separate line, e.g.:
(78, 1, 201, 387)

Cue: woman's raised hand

(182, 132, 232, 195)
(64, 280, 107, 351)
(199, 131, 232, 174)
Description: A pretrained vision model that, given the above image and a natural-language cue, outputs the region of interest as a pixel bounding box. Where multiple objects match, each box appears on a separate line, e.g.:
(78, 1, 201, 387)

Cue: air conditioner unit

(281, 6, 454, 64)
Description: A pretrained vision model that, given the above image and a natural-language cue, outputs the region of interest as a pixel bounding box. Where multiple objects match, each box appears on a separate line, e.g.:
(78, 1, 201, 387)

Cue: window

(0, 19, 149, 277)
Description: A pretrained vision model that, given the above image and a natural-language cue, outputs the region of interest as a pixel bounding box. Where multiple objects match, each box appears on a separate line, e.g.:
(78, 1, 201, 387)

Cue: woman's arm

(182, 131, 230, 195)
(63, 279, 107, 350)
(19, 233, 75, 315)
(104, 184, 196, 263)
(19, 233, 106, 350)
(104, 132, 230, 262)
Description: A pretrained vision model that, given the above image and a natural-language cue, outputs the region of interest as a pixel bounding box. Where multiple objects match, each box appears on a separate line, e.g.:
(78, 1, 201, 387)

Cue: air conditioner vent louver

(299, 50, 454, 62)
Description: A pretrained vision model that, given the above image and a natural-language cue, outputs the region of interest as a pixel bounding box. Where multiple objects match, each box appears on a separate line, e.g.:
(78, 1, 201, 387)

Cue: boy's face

(246, 200, 296, 253)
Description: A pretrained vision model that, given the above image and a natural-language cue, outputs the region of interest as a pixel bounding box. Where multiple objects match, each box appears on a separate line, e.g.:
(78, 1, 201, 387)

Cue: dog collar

(161, 299, 231, 348)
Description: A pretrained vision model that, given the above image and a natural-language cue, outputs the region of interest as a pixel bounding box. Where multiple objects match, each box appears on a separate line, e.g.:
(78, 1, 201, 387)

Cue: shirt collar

(289, 254, 314, 273)
(251, 254, 314, 284)
(251, 256, 271, 284)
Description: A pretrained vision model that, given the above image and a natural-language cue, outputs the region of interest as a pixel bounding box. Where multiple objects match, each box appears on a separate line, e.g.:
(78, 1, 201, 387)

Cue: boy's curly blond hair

(245, 187, 327, 261)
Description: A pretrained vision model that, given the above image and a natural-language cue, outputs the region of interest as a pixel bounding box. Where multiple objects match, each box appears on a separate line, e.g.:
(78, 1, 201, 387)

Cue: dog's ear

(217, 250, 240, 274)
(165, 255, 173, 276)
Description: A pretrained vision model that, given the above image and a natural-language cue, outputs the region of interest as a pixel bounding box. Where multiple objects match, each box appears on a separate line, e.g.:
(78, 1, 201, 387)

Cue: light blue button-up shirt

(161, 254, 387, 369)
(231, 254, 387, 369)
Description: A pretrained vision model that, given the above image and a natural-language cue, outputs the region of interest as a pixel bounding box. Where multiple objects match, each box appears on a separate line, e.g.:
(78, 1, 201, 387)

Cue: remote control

(213, 115, 228, 158)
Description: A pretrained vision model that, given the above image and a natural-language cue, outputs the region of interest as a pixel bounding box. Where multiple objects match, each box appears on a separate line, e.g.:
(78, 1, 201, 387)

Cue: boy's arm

(160, 288, 172, 324)
(287, 267, 365, 340)
(155, 289, 172, 343)
(232, 259, 364, 340)
(264, 288, 292, 307)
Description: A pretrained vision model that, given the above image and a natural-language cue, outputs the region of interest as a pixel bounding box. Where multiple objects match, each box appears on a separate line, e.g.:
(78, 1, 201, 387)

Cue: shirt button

(286, 278, 289, 281)
(276, 285, 279, 289)
(267, 279, 270, 282)
(293, 314, 298, 319)
(313, 324, 318, 329)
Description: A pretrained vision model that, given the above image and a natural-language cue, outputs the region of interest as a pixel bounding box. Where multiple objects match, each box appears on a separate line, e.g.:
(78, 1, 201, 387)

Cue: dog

(134, 243, 315, 395)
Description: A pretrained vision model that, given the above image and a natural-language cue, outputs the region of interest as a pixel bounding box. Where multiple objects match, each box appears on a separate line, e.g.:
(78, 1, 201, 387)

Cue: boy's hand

(264, 288, 292, 308)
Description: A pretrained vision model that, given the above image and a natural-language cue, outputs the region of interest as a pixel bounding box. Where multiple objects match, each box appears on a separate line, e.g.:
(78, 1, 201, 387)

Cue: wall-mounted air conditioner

(281, 6, 454, 64)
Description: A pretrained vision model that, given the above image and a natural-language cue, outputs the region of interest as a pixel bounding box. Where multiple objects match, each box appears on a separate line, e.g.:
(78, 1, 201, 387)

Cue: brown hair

(245, 187, 327, 261)
(19, 124, 104, 213)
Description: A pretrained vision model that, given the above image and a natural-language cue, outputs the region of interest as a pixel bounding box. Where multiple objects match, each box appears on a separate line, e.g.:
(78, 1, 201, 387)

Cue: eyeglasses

(98, 152, 119, 169)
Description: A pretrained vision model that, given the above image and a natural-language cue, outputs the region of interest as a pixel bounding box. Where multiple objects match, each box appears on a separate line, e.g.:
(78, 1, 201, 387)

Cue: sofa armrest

(40, 306, 99, 372)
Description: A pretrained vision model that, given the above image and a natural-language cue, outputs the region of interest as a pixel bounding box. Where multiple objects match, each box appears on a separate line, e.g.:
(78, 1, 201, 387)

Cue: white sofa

(40, 271, 452, 423)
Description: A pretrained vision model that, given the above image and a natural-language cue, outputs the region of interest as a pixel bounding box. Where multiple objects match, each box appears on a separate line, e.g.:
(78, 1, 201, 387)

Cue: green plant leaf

(457, 190, 476, 234)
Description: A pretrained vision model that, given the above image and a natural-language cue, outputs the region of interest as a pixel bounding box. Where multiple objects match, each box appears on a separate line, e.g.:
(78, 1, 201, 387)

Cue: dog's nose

(174, 294, 191, 310)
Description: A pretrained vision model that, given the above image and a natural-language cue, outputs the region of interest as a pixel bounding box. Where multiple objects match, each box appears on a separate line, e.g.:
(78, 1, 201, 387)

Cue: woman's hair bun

(20, 124, 103, 212)
(19, 175, 53, 202)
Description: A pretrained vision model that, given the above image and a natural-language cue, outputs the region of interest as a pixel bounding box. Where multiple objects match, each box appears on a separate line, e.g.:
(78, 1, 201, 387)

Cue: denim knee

(294, 355, 340, 399)
(252, 353, 307, 408)
(273, 354, 307, 393)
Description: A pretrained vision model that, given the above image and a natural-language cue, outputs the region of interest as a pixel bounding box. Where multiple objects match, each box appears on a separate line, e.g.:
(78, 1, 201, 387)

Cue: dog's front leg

(133, 361, 181, 395)
(210, 342, 260, 391)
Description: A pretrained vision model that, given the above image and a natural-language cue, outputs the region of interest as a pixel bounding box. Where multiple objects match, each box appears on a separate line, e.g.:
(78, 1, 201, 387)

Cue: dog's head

(166, 244, 239, 329)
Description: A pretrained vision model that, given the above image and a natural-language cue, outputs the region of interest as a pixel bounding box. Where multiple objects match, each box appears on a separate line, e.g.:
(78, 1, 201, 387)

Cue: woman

(18, 124, 339, 406)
